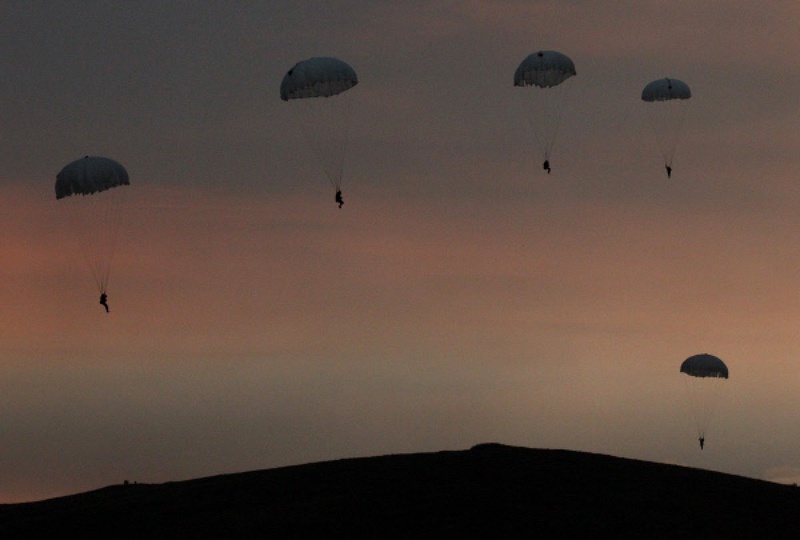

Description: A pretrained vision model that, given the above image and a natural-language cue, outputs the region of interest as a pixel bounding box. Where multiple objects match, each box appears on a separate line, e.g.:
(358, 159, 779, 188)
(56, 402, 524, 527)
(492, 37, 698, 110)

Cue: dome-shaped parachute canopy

(680, 353, 728, 379)
(641, 78, 691, 102)
(514, 50, 576, 89)
(55, 156, 130, 199)
(280, 57, 358, 101)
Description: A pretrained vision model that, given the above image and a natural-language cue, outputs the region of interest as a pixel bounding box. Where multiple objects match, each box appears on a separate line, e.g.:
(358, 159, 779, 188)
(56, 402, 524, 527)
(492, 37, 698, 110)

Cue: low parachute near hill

(55, 156, 130, 310)
(641, 77, 692, 178)
(680, 353, 728, 449)
(281, 56, 358, 208)
(514, 50, 576, 175)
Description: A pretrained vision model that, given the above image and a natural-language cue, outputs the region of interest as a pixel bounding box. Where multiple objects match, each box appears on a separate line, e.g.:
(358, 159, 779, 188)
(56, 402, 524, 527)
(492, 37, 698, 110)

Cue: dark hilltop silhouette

(1, 443, 798, 538)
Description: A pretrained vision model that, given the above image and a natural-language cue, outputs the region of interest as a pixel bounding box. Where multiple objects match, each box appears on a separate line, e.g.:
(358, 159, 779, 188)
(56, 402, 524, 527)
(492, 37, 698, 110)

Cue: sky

(1, 1, 799, 502)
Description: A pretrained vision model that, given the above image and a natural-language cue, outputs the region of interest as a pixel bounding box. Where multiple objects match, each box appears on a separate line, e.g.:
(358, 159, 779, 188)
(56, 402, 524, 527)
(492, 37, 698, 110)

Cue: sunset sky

(2, 2, 800, 502)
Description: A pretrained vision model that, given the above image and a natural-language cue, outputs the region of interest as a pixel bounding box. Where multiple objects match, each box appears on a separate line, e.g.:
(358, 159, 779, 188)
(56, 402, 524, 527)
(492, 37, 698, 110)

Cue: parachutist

(665, 165, 672, 178)
(680, 354, 728, 453)
(335, 189, 344, 208)
(100, 292, 109, 313)
(515, 52, 575, 178)
(56, 156, 129, 300)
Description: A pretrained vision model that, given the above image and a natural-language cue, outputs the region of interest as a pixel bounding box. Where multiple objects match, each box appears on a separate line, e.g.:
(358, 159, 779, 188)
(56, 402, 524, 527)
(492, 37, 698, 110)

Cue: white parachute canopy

(513, 50, 576, 172)
(281, 57, 359, 193)
(680, 353, 728, 379)
(641, 78, 691, 102)
(280, 56, 358, 101)
(514, 50, 576, 88)
(679, 353, 728, 441)
(55, 156, 130, 295)
(55, 156, 129, 199)
(641, 77, 692, 176)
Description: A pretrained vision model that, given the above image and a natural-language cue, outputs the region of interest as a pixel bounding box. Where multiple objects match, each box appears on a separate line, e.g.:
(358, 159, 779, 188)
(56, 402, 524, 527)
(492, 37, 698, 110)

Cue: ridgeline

(1, 443, 798, 537)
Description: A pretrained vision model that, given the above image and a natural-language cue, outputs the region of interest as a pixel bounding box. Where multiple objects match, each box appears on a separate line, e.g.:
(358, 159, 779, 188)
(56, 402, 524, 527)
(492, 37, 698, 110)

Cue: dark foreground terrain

(1, 443, 798, 538)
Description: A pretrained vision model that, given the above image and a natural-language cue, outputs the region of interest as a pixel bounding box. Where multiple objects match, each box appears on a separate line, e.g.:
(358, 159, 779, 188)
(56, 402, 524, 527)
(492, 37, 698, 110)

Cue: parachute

(55, 156, 130, 296)
(281, 57, 358, 200)
(679, 353, 728, 447)
(641, 78, 691, 177)
(514, 50, 576, 174)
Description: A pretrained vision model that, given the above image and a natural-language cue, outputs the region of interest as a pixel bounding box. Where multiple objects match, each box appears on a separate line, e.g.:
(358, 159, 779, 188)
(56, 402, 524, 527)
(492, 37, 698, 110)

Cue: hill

(1, 443, 798, 538)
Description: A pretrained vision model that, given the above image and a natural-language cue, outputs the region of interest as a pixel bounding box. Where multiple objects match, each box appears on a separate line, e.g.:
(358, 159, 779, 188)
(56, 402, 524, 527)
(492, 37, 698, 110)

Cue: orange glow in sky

(1, 2, 800, 502)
